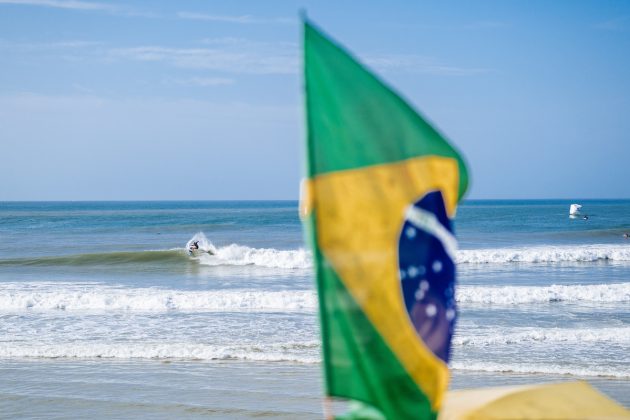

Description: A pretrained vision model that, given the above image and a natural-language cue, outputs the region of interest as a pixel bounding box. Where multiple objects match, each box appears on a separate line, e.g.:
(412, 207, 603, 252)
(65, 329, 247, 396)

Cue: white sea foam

(2, 341, 626, 377)
(196, 243, 630, 268)
(0, 342, 320, 363)
(453, 327, 630, 347)
(457, 283, 630, 304)
(185, 232, 217, 254)
(450, 361, 630, 378)
(2, 282, 628, 313)
(195, 244, 312, 269)
(0, 283, 317, 313)
(457, 245, 630, 264)
(183, 232, 312, 269)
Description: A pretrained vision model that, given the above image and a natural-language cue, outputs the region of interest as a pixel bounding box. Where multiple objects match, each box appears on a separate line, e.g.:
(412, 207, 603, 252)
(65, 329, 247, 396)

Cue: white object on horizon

(569, 203, 582, 217)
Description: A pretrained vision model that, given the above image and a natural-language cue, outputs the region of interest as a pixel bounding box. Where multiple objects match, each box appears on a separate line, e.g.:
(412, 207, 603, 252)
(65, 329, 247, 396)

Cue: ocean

(0, 200, 628, 418)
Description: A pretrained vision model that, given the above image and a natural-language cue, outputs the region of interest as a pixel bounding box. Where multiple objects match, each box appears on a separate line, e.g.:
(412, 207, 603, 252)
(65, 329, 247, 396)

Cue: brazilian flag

(301, 20, 468, 419)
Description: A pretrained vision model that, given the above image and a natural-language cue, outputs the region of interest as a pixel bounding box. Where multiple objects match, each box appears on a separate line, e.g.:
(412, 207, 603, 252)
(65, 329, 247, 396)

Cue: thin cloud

(173, 77, 235, 87)
(109, 39, 299, 75)
(0, 39, 104, 62)
(382, 20, 511, 32)
(3, 37, 292, 75)
(0, 0, 158, 17)
(199, 37, 297, 50)
(3, 34, 487, 78)
(177, 11, 293, 25)
(0, 39, 104, 49)
(0, 0, 117, 11)
(46, 40, 103, 48)
(109, 40, 487, 77)
(366, 54, 491, 76)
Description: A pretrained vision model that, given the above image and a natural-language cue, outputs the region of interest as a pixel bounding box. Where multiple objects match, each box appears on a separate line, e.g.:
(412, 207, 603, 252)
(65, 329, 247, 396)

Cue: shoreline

(1, 359, 627, 418)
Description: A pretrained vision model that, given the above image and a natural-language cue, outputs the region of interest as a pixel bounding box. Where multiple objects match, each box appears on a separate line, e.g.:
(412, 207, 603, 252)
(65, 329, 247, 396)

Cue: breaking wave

(187, 232, 311, 269)
(1, 243, 629, 270)
(2, 282, 628, 313)
(2, 339, 627, 377)
(0, 342, 320, 364)
(457, 245, 630, 264)
(450, 361, 630, 378)
(202, 243, 630, 267)
(0, 283, 317, 313)
(453, 327, 630, 347)
(457, 283, 630, 304)
(195, 244, 311, 269)
(0, 246, 311, 270)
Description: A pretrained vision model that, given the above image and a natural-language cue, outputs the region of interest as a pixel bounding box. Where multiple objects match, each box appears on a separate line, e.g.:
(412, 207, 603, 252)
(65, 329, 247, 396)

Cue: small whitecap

(405, 226, 417, 239)
(425, 304, 437, 317)
(432, 260, 443, 273)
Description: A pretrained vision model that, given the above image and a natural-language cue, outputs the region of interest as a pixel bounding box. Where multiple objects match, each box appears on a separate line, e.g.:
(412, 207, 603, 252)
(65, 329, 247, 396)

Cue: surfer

(624, 233, 629, 239)
(189, 240, 200, 254)
(583, 215, 589, 220)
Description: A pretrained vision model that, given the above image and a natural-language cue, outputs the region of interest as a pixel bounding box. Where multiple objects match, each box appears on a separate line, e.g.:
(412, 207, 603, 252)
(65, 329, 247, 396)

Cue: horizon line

(2, 198, 630, 203)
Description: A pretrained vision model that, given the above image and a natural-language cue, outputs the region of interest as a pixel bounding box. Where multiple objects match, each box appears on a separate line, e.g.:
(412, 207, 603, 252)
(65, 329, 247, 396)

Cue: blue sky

(1, 0, 629, 200)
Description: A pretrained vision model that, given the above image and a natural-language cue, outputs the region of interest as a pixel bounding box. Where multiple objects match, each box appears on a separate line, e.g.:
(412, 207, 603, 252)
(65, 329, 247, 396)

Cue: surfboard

(188, 249, 214, 257)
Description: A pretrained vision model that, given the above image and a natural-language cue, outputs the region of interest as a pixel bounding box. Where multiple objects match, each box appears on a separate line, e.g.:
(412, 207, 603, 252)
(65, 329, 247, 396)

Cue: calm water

(1, 200, 629, 417)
